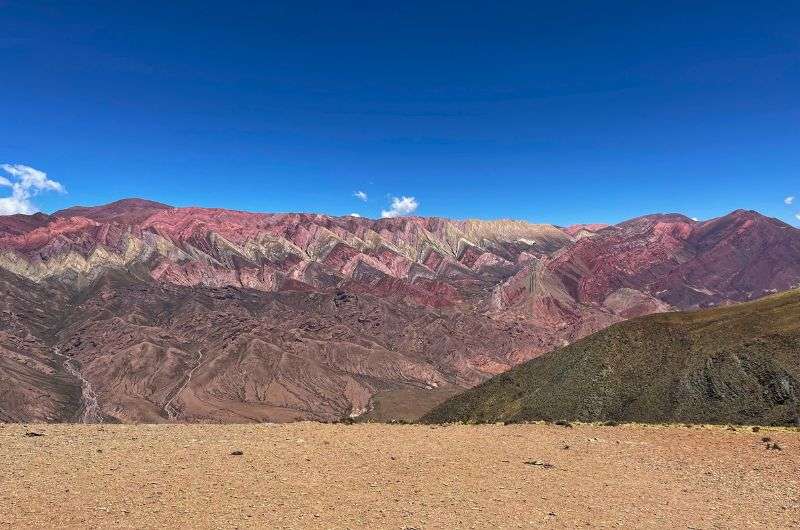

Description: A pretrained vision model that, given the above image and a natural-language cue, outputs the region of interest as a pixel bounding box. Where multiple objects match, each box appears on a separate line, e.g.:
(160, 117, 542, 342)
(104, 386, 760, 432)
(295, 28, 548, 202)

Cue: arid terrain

(1, 422, 797, 528)
(425, 289, 800, 426)
(3, 200, 800, 424)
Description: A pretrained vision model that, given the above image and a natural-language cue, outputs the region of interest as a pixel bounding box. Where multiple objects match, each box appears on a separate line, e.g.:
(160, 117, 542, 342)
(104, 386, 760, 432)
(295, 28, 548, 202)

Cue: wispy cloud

(796, 212, 800, 221)
(785, 196, 795, 205)
(353, 190, 368, 202)
(348, 213, 361, 217)
(381, 196, 418, 218)
(0, 164, 66, 215)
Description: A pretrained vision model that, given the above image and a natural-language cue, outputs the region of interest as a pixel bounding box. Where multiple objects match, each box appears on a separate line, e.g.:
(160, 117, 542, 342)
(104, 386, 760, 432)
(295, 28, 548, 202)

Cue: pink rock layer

(1, 200, 799, 423)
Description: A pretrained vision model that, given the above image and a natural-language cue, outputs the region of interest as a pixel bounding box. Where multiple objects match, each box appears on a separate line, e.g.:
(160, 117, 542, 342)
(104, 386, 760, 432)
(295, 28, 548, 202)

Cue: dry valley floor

(1, 422, 797, 528)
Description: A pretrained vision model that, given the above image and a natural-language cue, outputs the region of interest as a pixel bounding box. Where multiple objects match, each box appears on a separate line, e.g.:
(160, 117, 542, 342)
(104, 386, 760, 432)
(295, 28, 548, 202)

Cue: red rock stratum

(1, 199, 799, 422)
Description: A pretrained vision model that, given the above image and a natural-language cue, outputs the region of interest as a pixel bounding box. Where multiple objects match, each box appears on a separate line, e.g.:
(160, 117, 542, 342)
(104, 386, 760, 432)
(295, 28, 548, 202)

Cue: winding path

(53, 347, 103, 424)
(163, 349, 203, 420)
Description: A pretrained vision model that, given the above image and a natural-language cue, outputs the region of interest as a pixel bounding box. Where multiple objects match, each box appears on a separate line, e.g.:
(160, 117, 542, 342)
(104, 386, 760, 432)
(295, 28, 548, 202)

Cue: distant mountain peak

(53, 197, 172, 224)
(54, 197, 171, 214)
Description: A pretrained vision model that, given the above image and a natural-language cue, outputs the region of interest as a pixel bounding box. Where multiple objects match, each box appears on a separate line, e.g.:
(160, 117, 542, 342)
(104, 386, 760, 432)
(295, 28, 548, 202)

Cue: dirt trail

(163, 349, 203, 420)
(1, 423, 797, 528)
(53, 347, 103, 424)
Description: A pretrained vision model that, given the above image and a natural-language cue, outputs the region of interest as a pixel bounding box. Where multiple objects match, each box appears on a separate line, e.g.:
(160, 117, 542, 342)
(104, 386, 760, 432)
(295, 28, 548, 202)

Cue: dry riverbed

(1, 422, 797, 528)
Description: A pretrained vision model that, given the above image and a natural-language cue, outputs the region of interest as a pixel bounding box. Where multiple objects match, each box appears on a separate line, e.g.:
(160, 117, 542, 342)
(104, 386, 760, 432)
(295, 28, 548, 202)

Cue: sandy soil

(1, 422, 797, 529)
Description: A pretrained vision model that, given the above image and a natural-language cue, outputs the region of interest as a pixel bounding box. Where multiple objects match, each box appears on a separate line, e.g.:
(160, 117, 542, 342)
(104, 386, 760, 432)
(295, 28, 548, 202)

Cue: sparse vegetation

(422, 289, 800, 426)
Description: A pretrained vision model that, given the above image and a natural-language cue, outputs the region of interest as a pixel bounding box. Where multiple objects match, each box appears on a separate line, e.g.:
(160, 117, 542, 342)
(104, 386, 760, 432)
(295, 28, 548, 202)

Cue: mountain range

(423, 288, 800, 426)
(1, 198, 799, 423)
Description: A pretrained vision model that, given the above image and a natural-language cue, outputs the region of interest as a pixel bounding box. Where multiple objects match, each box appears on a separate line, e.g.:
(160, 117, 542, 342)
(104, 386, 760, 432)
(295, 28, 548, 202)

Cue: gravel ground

(1, 422, 797, 529)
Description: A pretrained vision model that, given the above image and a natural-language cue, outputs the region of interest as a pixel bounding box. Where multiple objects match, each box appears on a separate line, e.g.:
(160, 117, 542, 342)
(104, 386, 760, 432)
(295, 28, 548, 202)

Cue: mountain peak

(53, 198, 172, 224)
(722, 209, 780, 224)
(104, 198, 172, 209)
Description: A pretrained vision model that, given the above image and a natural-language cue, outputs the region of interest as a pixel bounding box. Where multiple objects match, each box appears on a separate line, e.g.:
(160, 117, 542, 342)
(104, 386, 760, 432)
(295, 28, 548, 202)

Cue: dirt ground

(1, 422, 797, 529)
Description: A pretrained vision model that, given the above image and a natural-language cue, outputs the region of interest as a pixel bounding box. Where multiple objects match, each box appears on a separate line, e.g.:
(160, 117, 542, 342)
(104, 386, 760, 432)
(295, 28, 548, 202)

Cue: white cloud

(691, 217, 699, 221)
(796, 212, 800, 221)
(348, 213, 361, 217)
(0, 164, 66, 215)
(353, 190, 368, 202)
(785, 196, 795, 205)
(381, 196, 418, 218)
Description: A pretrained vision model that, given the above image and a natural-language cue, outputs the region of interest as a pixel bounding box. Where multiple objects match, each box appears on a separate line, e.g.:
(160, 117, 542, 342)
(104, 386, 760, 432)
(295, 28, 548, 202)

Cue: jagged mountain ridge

(2, 199, 800, 423)
(0, 199, 571, 306)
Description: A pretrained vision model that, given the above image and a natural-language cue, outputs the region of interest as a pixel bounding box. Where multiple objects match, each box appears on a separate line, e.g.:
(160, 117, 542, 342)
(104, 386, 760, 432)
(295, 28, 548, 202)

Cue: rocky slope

(423, 289, 800, 425)
(1, 199, 800, 423)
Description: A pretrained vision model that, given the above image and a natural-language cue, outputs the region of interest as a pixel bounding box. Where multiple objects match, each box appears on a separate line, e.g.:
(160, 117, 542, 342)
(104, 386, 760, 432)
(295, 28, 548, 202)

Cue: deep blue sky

(1, 1, 798, 225)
